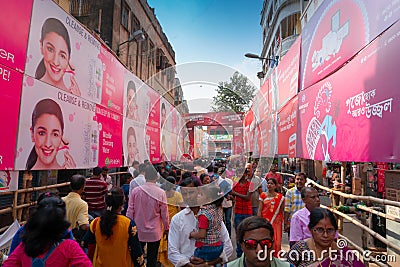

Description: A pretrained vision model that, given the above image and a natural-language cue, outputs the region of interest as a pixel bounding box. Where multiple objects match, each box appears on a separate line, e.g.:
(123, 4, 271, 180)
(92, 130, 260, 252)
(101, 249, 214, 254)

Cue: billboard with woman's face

(15, 77, 122, 170)
(24, 0, 124, 114)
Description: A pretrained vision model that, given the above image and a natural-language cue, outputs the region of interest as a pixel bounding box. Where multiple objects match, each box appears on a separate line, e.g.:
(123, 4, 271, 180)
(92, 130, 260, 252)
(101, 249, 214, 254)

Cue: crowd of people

(1, 159, 365, 267)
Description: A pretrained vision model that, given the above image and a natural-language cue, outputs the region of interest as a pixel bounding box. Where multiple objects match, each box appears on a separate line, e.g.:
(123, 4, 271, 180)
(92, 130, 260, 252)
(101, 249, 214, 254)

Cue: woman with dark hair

(89, 187, 144, 266)
(4, 197, 91, 266)
(126, 127, 139, 166)
(9, 192, 74, 255)
(36, 18, 80, 95)
(287, 208, 365, 267)
(126, 80, 138, 120)
(26, 98, 76, 170)
(257, 178, 284, 257)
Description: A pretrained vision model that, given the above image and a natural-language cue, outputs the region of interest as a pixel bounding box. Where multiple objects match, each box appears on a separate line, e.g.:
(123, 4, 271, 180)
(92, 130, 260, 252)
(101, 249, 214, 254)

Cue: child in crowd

(189, 186, 224, 262)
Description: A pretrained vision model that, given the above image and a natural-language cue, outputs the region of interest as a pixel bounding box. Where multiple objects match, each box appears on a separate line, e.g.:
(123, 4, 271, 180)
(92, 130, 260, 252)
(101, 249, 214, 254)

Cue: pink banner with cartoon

(276, 36, 300, 109)
(0, 1, 33, 72)
(95, 105, 122, 168)
(0, 66, 23, 170)
(278, 96, 298, 157)
(15, 77, 100, 170)
(25, 0, 103, 102)
(297, 20, 400, 162)
(301, 0, 400, 90)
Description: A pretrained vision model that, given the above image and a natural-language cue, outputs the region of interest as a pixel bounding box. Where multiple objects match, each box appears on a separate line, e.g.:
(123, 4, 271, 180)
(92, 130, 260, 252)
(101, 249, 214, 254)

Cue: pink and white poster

(0, 66, 23, 170)
(301, 0, 400, 90)
(95, 105, 122, 168)
(0, 1, 33, 72)
(15, 77, 99, 170)
(123, 119, 147, 166)
(297, 20, 400, 162)
(123, 70, 150, 124)
(25, 0, 102, 102)
(278, 96, 298, 157)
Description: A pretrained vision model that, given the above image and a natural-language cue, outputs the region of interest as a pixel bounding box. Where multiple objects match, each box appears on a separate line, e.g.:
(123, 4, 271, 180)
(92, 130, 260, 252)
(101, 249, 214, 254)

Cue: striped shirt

(84, 178, 108, 210)
(284, 186, 305, 221)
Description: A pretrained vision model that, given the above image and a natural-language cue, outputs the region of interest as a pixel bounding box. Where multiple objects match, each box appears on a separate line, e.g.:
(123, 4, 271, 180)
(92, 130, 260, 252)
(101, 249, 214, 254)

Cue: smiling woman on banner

(126, 126, 139, 166)
(35, 18, 81, 96)
(26, 98, 76, 170)
(287, 208, 365, 267)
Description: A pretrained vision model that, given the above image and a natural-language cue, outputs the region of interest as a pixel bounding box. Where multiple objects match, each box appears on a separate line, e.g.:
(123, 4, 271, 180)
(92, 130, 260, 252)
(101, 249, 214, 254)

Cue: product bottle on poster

(145, 134, 150, 155)
(88, 58, 103, 102)
(91, 123, 99, 164)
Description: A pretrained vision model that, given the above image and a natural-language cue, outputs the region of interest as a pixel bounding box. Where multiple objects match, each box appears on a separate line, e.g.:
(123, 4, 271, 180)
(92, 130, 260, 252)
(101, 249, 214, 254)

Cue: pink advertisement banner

(278, 96, 298, 157)
(0, 66, 24, 169)
(95, 105, 122, 168)
(297, 20, 400, 162)
(15, 77, 100, 170)
(98, 46, 124, 114)
(301, 0, 400, 90)
(25, 0, 106, 104)
(276, 36, 300, 109)
(0, 1, 33, 72)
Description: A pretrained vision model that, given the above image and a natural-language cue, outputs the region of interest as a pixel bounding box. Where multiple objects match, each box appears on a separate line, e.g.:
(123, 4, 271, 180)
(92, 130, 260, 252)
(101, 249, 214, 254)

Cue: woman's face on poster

(30, 113, 63, 167)
(127, 89, 137, 117)
(40, 32, 70, 85)
(127, 133, 137, 161)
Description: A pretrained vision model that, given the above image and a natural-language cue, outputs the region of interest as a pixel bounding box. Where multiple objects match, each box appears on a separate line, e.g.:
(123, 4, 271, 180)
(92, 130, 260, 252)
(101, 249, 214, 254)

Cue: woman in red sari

(258, 178, 284, 257)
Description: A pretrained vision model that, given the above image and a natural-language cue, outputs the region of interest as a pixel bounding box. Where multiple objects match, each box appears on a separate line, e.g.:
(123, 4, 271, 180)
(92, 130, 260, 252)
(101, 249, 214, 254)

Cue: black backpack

(31, 240, 64, 267)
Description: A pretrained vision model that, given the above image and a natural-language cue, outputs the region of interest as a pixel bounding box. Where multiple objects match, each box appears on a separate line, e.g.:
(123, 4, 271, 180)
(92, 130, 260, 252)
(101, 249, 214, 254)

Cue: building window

(131, 15, 140, 34)
(70, 0, 91, 16)
(121, 2, 130, 30)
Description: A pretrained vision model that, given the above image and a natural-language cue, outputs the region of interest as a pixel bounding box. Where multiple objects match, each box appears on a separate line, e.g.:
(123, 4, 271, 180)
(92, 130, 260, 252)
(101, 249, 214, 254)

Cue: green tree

(211, 71, 256, 113)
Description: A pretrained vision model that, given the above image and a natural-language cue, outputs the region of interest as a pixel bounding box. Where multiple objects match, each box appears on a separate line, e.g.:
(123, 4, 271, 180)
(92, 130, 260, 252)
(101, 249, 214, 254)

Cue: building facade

(66, 0, 178, 105)
(260, 0, 307, 74)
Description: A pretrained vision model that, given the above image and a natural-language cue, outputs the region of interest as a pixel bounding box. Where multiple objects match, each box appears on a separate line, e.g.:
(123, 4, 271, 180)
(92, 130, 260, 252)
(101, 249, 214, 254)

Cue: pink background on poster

(0, 66, 23, 169)
(99, 46, 124, 115)
(0, 1, 33, 72)
(243, 110, 254, 153)
(278, 96, 298, 156)
(96, 105, 122, 167)
(376, 162, 388, 194)
(301, 0, 400, 90)
(276, 36, 300, 109)
(147, 88, 160, 162)
(232, 127, 244, 156)
(297, 20, 400, 162)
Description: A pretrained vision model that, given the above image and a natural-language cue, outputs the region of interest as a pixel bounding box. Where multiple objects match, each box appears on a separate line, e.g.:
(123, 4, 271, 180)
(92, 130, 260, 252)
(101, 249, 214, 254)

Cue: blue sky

(148, 0, 264, 112)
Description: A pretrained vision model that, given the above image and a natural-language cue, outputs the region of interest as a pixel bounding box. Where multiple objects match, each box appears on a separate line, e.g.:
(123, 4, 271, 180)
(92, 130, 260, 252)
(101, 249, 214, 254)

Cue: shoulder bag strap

(270, 195, 284, 224)
(42, 239, 65, 262)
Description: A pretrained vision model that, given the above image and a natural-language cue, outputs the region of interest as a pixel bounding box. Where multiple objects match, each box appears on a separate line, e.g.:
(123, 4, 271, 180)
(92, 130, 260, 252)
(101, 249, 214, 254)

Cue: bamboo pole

(356, 205, 400, 223)
(307, 178, 400, 208)
(12, 191, 18, 221)
(321, 205, 400, 253)
(337, 234, 388, 267)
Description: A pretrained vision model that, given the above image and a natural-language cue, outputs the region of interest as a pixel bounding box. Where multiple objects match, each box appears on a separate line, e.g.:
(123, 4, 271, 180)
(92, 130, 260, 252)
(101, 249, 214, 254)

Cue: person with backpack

(3, 197, 92, 267)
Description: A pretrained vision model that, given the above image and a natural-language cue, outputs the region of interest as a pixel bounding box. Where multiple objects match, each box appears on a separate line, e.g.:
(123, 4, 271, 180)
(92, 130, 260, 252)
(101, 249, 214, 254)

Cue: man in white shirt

(168, 177, 233, 267)
(129, 163, 146, 195)
(128, 160, 140, 177)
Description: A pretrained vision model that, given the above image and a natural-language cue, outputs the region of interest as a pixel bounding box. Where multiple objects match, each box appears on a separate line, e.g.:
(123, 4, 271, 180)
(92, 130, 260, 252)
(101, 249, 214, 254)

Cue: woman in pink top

(3, 197, 92, 267)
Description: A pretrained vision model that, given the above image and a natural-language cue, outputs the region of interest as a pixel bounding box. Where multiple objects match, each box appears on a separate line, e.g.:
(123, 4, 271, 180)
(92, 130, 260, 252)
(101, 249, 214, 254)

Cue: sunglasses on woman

(243, 238, 273, 249)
